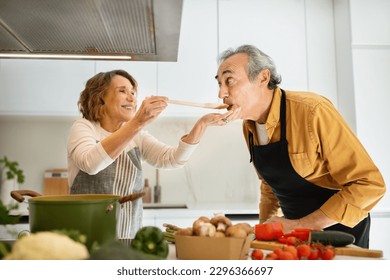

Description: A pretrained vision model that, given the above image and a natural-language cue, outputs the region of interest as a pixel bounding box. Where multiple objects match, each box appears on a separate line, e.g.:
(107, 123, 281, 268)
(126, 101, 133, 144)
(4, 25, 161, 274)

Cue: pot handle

(10, 190, 42, 202)
(118, 191, 145, 204)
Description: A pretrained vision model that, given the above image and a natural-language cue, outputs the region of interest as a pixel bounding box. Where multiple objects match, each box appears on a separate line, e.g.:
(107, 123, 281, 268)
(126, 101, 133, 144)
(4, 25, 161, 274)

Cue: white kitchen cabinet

(0, 59, 95, 116)
(157, 0, 220, 117)
(218, 0, 337, 103)
(350, 0, 390, 45)
(0, 0, 219, 118)
(218, 0, 307, 91)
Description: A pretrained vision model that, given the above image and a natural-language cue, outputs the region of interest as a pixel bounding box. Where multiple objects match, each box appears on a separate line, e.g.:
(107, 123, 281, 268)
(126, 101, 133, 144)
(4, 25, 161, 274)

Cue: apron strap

(280, 89, 286, 141)
(249, 132, 254, 163)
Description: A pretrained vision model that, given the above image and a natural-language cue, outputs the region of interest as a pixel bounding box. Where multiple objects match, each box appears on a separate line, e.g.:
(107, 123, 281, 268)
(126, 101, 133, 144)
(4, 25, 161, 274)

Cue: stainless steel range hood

(0, 0, 183, 61)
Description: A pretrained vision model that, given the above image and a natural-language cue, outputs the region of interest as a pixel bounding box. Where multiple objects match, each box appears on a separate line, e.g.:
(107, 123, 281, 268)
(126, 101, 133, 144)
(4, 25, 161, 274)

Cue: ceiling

(0, 0, 183, 61)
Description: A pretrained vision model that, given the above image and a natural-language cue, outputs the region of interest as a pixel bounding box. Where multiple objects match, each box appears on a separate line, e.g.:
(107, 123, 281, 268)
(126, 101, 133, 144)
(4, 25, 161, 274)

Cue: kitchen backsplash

(0, 115, 260, 205)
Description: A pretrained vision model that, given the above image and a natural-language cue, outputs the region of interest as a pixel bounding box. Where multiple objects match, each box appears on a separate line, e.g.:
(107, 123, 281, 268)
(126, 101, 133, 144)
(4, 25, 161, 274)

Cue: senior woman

(67, 69, 240, 238)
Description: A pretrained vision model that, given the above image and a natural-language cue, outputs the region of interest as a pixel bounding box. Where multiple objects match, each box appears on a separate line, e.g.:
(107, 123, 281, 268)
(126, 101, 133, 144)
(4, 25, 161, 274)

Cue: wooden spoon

(167, 99, 228, 109)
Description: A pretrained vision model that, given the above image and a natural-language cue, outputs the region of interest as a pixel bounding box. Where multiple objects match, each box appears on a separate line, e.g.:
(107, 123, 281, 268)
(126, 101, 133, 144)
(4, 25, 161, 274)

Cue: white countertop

(9, 201, 259, 216)
(9, 200, 390, 218)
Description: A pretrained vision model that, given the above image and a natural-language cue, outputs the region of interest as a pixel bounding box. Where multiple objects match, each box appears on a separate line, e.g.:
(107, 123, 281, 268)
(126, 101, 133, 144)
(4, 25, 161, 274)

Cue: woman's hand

(199, 106, 242, 127)
(132, 96, 168, 126)
(181, 107, 241, 144)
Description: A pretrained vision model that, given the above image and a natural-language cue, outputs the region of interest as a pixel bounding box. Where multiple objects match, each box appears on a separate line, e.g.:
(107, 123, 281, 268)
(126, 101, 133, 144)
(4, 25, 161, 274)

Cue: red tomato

(296, 244, 311, 259)
(284, 245, 299, 260)
(278, 251, 295, 260)
(321, 246, 335, 260)
(265, 252, 278, 260)
(308, 246, 320, 260)
(251, 249, 264, 260)
(286, 236, 299, 246)
(254, 223, 284, 241)
(277, 235, 287, 244)
(272, 247, 284, 259)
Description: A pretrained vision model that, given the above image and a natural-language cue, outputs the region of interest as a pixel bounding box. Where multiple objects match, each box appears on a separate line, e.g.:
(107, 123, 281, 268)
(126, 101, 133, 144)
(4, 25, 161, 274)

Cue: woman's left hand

(200, 106, 241, 126)
(181, 106, 241, 144)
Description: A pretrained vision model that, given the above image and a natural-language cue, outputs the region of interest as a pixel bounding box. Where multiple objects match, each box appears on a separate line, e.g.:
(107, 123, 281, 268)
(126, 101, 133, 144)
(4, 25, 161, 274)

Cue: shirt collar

(245, 87, 282, 139)
(266, 87, 282, 133)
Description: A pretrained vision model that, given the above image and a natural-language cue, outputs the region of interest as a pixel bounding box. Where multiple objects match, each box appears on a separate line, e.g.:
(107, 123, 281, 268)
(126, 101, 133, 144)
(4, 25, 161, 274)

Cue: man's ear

(258, 69, 270, 86)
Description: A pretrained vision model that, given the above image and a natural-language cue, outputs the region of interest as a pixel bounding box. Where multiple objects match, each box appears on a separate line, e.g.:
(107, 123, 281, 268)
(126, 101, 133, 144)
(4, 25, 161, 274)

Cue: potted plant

(0, 156, 25, 207)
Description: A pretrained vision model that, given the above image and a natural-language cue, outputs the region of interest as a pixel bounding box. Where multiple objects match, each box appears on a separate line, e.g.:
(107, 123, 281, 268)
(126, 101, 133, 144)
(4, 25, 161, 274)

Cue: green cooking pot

(11, 190, 144, 250)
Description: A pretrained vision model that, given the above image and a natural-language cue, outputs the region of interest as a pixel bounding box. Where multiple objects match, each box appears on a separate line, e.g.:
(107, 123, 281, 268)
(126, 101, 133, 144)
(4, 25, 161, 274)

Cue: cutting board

(251, 240, 383, 258)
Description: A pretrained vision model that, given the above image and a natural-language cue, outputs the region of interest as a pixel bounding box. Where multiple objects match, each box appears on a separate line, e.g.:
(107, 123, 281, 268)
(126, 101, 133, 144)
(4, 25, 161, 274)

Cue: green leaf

(0, 156, 25, 184)
(0, 201, 21, 225)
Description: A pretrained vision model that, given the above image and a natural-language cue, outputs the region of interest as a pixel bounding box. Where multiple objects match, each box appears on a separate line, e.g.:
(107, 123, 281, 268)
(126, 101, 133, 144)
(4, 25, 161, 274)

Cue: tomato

(284, 245, 299, 260)
(286, 236, 299, 246)
(271, 247, 283, 259)
(296, 244, 311, 259)
(251, 249, 264, 260)
(254, 223, 284, 241)
(265, 252, 278, 260)
(321, 246, 335, 260)
(310, 242, 324, 259)
(308, 246, 320, 260)
(278, 251, 295, 260)
(277, 235, 287, 244)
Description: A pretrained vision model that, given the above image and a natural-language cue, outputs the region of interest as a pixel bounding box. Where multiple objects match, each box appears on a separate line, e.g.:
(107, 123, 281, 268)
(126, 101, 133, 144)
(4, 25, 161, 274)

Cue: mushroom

(210, 214, 233, 233)
(194, 222, 216, 237)
(214, 231, 226, 238)
(192, 216, 210, 231)
(192, 217, 216, 237)
(225, 224, 248, 238)
(235, 223, 254, 235)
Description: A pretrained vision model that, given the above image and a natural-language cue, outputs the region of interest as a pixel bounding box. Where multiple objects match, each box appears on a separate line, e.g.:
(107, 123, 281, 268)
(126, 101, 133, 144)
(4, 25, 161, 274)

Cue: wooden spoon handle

(167, 99, 228, 109)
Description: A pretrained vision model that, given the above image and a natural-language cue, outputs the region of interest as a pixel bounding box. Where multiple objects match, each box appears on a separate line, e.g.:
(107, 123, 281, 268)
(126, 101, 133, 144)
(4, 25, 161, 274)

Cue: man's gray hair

(218, 45, 282, 89)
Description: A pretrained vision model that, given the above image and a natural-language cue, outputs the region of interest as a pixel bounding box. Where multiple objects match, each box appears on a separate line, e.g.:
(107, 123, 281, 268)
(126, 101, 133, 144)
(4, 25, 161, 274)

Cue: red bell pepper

(254, 223, 284, 241)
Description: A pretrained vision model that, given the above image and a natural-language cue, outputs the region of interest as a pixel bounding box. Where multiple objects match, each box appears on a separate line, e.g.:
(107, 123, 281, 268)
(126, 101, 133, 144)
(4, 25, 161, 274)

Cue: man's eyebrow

(215, 69, 233, 80)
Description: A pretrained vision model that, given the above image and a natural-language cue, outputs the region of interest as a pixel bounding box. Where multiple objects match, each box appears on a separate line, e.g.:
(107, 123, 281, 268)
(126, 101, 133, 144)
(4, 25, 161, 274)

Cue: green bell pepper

(131, 226, 169, 258)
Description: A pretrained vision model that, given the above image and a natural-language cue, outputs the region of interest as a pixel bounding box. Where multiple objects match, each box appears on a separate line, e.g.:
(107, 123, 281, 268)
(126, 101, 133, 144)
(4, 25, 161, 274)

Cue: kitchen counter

(4, 201, 388, 259)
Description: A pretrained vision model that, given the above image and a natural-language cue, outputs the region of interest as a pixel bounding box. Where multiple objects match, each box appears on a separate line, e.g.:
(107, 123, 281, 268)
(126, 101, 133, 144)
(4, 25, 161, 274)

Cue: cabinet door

(218, 0, 337, 102)
(0, 59, 94, 116)
(157, 0, 220, 117)
(218, 0, 307, 90)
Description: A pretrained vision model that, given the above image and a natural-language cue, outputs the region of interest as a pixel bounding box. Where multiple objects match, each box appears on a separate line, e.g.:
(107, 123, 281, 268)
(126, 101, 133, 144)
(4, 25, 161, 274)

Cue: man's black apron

(248, 89, 370, 248)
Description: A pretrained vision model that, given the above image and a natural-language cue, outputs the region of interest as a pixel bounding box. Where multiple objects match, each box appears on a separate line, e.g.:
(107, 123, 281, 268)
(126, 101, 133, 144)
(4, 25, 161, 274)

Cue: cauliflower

(4, 231, 89, 260)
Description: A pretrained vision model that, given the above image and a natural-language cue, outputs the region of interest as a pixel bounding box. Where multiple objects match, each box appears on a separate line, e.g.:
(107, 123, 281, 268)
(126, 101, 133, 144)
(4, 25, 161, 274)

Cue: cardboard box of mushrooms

(165, 214, 254, 260)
